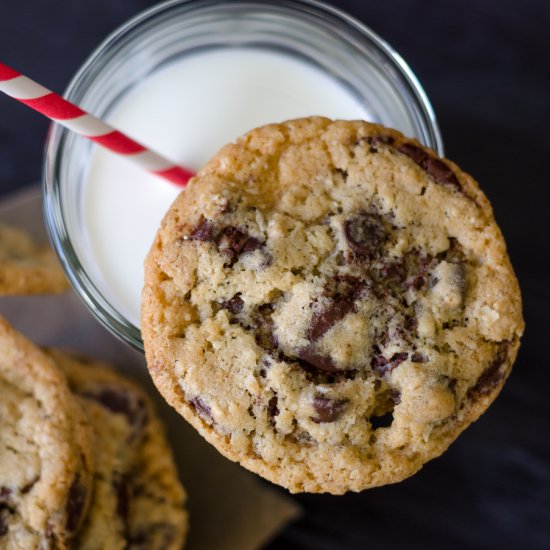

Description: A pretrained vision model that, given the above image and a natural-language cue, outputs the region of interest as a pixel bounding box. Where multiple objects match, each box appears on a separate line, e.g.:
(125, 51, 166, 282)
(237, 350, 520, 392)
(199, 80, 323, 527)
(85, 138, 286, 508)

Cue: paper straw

(0, 62, 194, 187)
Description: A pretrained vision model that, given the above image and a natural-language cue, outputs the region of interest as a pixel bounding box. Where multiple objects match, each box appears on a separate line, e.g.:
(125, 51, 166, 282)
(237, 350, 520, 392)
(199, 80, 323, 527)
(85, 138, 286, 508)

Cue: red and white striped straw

(0, 62, 194, 187)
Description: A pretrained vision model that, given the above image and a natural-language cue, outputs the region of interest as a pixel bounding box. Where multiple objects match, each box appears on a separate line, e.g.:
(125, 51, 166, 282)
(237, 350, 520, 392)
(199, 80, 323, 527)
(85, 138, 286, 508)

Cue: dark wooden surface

(1, 1, 549, 548)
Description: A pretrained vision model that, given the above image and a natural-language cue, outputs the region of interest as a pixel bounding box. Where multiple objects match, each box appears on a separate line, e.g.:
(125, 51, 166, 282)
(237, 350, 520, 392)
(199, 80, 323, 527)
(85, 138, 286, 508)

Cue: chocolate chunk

(355, 134, 395, 148)
(190, 396, 213, 423)
(216, 227, 264, 266)
(65, 476, 87, 533)
(129, 524, 177, 549)
(370, 411, 394, 429)
(252, 303, 279, 351)
(308, 276, 369, 341)
(311, 396, 348, 423)
(189, 217, 214, 242)
(21, 476, 39, 494)
(447, 377, 458, 392)
(468, 342, 510, 398)
(83, 386, 148, 435)
(268, 396, 279, 418)
(113, 474, 130, 526)
(221, 293, 244, 314)
(390, 389, 402, 405)
(397, 142, 429, 165)
(398, 250, 434, 291)
(382, 261, 406, 282)
(0, 508, 10, 537)
(369, 135, 395, 145)
(343, 212, 387, 258)
(217, 226, 249, 264)
(309, 295, 355, 341)
(242, 236, 263, 254)
(424, 157, 461, 190)
(398, 143, 461, 191)
(296, 345, 340, 373)
(0, 491, 13, 537)
(411, 352, 428, 363)
(334, 168, 348, 178)
(371, 355, 389, 374)
(371, 352, 408, 375)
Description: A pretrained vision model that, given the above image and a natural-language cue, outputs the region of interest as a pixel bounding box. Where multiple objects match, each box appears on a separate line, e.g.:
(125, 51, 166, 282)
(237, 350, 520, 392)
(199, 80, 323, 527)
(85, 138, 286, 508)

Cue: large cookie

(0, 316, 93, 548)
(142, 117, 524, 494)
(46, 350, 188, 550)
(0, 223, 68, 295)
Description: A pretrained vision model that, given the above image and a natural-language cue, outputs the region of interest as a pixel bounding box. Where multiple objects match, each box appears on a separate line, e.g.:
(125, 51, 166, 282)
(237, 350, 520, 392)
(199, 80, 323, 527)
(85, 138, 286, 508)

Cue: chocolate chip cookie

(0, 223, 68, 295)
(46, 350, 188, 550)
(142, 117, 524, 494)
(0, 316, 93, 548)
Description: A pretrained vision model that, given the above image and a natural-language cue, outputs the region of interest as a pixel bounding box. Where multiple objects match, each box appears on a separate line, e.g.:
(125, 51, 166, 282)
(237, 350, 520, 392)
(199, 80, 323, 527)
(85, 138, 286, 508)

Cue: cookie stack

(142, 117, 524, 494)
(0, 316, 187, 549)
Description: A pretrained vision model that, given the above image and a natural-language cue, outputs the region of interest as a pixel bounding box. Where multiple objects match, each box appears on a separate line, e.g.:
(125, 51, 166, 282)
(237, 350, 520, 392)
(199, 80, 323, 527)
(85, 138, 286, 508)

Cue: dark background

(1, 1, 549, 548)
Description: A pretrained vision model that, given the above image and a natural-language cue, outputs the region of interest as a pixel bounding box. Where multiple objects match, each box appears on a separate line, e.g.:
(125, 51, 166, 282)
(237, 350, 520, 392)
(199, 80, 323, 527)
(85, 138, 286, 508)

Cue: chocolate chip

(398, 143, 461, 192)
(113, 474, 130, 525)
(334, 168, 348, 178)
(0, 508, 10, 537)
(216, 227, 265, 266)
(370, 411, 394, 429)
(311, 396, 348, 423)
(189, 217, 215, 242)
(447, 377, 458, 392)
(65, 476, 87, 533)
(190, 396, 213, 424)
(397, 142, 429, 165)
(296, 345, 340, 373)
(367, 135, 395, 148)
(216, 226, 249, 264)
(220, 293, 244, 314)
(390, 389, 402, 405)
(0, 488, 11, 502)
(343, 212, 388, 258)
(468, 342, 511, 398)
(355, 135, 395, 149)
(309, 295, 355, 341)
(252, 303, 279, 351)
(382, 261, 406, 282)
(308, 276, 369, 341)
(242, 236, 263, 253)
(21, 476, 39, 494)
(83, 386, 148, 436)
(268, 396, 279, 419)
(424, 157, 461, 190)
(371, 352, 408, 375)
(129, 524, 177, 549)
(411, 352, 428, 363)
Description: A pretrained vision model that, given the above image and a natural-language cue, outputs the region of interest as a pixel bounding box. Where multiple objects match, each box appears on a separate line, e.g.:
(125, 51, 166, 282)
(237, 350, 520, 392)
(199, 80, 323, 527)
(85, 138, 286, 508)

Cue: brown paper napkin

(0, 186, 300, 549)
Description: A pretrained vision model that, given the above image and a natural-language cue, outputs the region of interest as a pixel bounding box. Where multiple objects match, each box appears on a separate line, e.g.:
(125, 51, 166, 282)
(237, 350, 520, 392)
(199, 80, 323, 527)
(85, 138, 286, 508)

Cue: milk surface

(82, 48, 375, 327)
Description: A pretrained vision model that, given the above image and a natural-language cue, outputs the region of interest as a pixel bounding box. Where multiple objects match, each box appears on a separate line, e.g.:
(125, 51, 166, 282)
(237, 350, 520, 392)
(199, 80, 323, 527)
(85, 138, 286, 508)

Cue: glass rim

(43, 0, 444, 352)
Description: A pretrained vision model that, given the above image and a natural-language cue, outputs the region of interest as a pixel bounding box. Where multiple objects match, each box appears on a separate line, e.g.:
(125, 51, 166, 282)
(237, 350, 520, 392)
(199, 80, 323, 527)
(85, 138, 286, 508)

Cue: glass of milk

(44, 0, 443, 351)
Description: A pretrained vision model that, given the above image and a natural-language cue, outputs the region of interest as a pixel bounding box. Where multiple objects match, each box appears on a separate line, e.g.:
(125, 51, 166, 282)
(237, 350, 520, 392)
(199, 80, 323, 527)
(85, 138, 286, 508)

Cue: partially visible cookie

(142, 117, 524, 494)
(46, 349, 188, 550)
(0, 316, 94, 549)
(0, 223, 68, 295)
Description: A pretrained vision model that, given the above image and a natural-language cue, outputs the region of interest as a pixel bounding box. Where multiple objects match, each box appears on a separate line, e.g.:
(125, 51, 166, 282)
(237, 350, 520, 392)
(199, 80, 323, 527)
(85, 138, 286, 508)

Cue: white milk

(82, 48, 376, 327)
